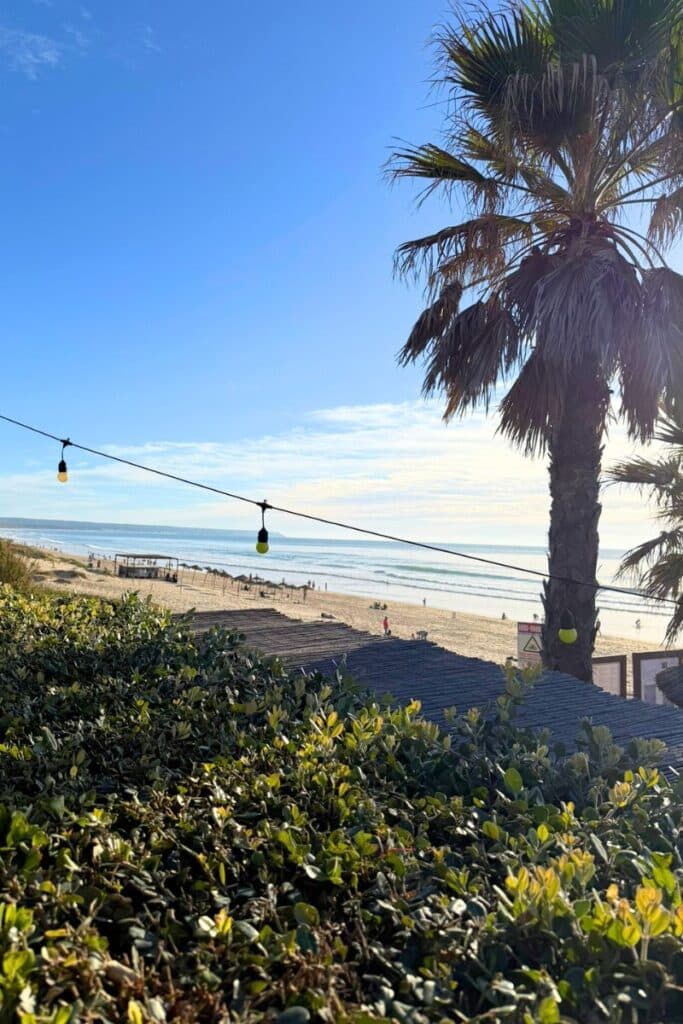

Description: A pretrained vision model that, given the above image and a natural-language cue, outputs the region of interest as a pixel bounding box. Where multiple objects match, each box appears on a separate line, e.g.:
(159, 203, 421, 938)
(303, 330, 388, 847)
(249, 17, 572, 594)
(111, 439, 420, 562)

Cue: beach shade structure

(656, 665, 683, 708)
(114, 554, 179, 581)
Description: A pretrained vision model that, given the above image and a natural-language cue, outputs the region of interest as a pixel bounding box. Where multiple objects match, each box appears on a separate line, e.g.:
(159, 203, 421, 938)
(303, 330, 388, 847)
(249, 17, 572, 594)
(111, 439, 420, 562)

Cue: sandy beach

(26, 545, 657, 677)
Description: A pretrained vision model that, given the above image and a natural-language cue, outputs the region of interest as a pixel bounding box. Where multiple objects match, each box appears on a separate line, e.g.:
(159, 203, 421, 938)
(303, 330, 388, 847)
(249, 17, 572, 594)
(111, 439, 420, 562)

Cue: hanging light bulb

(256, 501, 269, 554)
(558, 609, 578, 644)
(57, 440, 70, 483)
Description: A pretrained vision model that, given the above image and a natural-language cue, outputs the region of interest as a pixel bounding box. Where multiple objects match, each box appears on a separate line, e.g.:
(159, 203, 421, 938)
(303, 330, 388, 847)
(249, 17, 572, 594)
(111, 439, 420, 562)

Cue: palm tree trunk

(542, 367, 609, 682)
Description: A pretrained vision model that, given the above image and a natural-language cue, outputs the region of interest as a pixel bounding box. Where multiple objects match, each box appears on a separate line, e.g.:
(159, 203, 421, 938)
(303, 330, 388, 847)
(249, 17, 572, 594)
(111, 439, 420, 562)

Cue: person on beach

(383, 616, 390, 636)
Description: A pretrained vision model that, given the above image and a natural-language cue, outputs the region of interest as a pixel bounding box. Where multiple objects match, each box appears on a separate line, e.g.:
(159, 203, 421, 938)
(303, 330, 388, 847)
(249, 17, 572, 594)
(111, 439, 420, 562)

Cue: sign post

(517, 622, 543, 670)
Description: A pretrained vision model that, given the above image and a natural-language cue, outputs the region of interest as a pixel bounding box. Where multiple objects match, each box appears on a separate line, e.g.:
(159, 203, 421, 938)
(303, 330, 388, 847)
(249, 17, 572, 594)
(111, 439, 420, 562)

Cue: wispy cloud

(0, 400, 663, 548)
(140, 24, 160, 54)
(0, 11, 161, 78)
(63, 24, 90, 51)
(0, 26, 61, 78)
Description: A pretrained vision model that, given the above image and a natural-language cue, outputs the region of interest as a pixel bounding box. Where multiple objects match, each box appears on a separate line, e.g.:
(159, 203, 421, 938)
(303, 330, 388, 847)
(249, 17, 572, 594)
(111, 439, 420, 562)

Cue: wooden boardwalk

(191, 608, 683, 762)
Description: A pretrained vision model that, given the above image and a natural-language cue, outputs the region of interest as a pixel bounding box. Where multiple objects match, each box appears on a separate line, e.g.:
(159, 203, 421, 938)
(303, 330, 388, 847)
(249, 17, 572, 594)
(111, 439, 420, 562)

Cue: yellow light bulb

(558, 610, 577, 644)
(256, 527, 269, 554)
(57, 460, 68, 483)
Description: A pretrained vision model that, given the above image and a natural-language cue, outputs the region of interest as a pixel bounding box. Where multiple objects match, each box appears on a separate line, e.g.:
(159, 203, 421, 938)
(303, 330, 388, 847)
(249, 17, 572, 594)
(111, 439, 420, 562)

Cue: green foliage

(0, 588, 683, 1021)
(0, 543, 33, 593)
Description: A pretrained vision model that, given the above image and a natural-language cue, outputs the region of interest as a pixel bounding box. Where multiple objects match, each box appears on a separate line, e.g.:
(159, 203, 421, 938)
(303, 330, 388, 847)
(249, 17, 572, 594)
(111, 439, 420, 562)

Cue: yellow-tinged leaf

(215, 909, 233, 936)
(544, 871, 560, 900)
(621, 921, 642, 947)
(616, 898, 633, 921)
(647, 906, 671, 937)
(636, 886, 662, 916)
(127, 1001, 144, 1024)
(606, 884, 619, 902)
(537, 996, 560, 1024)
(537, 823, 549, 842)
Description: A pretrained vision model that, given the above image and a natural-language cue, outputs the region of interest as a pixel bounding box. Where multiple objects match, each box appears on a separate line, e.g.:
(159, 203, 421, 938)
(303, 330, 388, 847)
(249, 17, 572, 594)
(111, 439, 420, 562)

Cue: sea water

(0, 516, 668, 644)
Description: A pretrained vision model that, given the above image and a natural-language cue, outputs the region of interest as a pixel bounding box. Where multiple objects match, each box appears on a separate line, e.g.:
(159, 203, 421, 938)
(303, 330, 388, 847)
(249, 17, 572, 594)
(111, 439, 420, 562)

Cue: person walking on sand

(383, 616, 390, 637)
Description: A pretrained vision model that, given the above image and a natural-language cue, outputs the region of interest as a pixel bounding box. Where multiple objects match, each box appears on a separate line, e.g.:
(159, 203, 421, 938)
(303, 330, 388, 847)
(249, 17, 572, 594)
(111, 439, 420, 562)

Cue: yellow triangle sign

(523, 635, 542, 654)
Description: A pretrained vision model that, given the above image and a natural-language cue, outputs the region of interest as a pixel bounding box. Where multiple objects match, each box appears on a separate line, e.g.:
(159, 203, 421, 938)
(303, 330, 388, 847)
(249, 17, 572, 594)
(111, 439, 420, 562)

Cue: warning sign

(518, 622, 543, 669)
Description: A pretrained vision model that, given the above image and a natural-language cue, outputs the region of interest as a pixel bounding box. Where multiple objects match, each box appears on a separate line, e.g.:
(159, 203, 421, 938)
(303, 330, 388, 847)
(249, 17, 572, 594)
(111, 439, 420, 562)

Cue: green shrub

(0, 541, 33, 592)
(0, 586, 681, 1022)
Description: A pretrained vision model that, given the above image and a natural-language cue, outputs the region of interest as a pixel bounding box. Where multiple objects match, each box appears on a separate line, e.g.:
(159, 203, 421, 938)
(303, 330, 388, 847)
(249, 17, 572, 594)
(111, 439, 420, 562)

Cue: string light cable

(0, 410, 679, 612)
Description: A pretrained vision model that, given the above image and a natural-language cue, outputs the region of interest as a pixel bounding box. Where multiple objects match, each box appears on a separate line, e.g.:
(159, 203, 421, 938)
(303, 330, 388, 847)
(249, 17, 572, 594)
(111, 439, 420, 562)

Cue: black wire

(0, 410, 678, 609)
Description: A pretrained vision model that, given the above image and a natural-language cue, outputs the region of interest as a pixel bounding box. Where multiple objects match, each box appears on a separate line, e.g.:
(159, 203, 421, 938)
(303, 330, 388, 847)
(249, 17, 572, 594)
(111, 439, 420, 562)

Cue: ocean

(0, 516, 669, 643)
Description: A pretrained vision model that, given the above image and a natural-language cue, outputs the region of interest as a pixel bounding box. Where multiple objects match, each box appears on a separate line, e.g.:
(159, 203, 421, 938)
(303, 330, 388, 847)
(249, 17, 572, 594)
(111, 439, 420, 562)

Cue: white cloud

(140, 24, 160, 54)
(0, 400, 663, 550)
(0, 27, 61, 78)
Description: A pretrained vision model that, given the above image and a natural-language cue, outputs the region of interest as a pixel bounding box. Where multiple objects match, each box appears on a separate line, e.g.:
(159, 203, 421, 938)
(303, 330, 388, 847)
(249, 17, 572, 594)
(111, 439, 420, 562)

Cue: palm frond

(497, 353, 562, 454)
(617, 528, 683, 577)
(459, 123, 571, 202)
(398, 282, 463, 365)
(439, 11, 553, 126)
(622, 267, 683, 435)
(546, 0, 680, 72)
(439, 303, 522, 417)
(394, 214, 535, 283)
(529, 241, 641, 374)
(388, 144, 499, 206)
(641, 551, 683, 598)
(656, 410, 683, 447)
(608, 454, 683, 491)
(406, 296, 523, 418)
(664, 599, 683, 643)
(502, 55, 607, 147)
(649, 183, 683, 244)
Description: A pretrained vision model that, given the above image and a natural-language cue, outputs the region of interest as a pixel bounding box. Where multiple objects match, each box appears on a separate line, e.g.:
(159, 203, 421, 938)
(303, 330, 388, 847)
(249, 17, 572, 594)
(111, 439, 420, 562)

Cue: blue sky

(0, 1, 672, 546)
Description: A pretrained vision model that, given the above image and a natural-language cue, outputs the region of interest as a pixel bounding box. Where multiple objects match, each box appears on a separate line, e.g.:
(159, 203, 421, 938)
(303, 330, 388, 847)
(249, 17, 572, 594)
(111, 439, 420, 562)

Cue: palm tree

(609, 400, 683, 642)
(391, 0, 683, 681)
